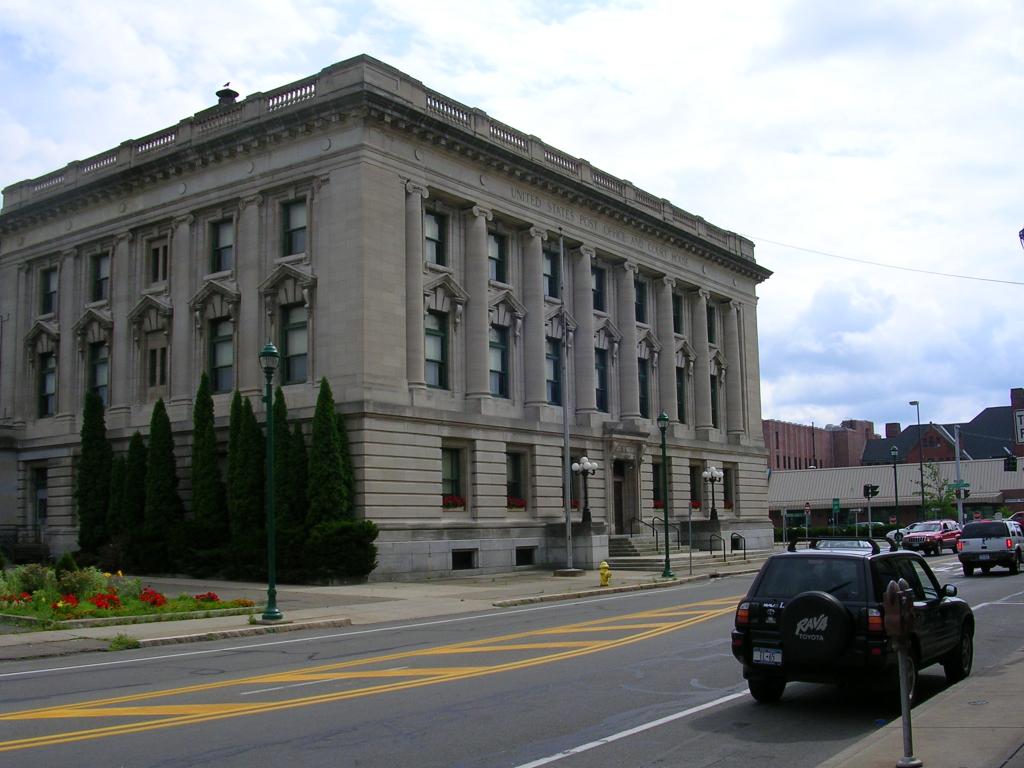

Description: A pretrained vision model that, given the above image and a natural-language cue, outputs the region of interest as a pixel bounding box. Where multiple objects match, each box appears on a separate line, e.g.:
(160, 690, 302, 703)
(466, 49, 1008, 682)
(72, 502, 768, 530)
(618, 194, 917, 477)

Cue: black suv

(731, 538, 974, 704)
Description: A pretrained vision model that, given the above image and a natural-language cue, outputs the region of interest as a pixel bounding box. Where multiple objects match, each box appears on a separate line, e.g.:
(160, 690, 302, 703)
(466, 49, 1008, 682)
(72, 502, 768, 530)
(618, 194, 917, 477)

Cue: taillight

(957, 539, 963, 552)
(735, 601, 750, 628)
(867, 607, 884, 635)
(1007, 539, 1014, 550)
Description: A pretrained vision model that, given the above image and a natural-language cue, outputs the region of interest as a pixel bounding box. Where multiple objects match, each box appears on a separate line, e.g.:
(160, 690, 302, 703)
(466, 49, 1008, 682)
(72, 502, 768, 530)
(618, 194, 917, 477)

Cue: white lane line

(510, 691, 748, 768)
(0, 583, 727, 680)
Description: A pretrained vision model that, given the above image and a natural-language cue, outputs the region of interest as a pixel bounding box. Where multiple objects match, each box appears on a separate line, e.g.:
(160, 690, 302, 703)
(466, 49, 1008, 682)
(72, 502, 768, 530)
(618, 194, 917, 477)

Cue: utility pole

(954, 424, 965, 527)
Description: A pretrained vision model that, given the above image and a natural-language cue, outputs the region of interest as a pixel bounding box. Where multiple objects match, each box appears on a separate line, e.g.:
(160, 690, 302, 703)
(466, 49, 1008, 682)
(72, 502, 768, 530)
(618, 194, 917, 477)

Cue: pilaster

(236, 194, 262, 395)
(572, 246, 596, 415)
(55, 249, 77, 427)
(169, 214, 194, 410)
(107, 232, 133, 425)
(617, 262, 640, 419)
(691, 288, 713, 432)
(655, 276, 677, 422)
(522, 226, 547, 408)
(405, 182, 428, 390)
(465, 206, 492, 400)
(723, 299, 744, 438)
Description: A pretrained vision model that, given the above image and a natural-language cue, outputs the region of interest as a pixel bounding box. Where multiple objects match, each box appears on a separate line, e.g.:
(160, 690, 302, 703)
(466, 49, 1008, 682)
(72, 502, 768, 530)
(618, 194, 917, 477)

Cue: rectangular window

(675, 366, 686, 423)
(489, 324, 509, 398)
(488, 232, 507, 283)
(689, 464, 704, 507)
(634, 278, 647, 323)
(281, 304, 308, 384)
(40, 268, 57, 315)
(710, 373, 720, 428)
(424, 211, 447, 266)
(724, 467, 735, 508)
(672, 293, 683, 334)
(638, 358, 650, 418)
(506, 452, 525, 502)
(38, 352, 56, 417)
(212, 220, 234, 272)
(545, 338, 561, 405)
(425, 311, 448, 389)
(88, 342, 109, 406)
(32, 468, 48, 526)
(209, 318, 234, 393)
(283, 200, 307, 256)
(652, 461, 664, 504)
(707, 303, 717, 345)
(91, 252, 110, 302)
(592, 266, 606, 312)
(149, 239, 169, 283)
(595, 348, 608, 412)
(442, 447, 462, 497)
(543, 246, 560, 299)
(148, 345, 168, 388)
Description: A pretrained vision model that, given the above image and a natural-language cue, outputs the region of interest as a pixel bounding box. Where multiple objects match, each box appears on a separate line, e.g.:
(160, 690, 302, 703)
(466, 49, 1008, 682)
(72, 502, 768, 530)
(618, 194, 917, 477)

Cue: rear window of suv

(962, 522, 1008, 538)
(754, 556, 864, 601)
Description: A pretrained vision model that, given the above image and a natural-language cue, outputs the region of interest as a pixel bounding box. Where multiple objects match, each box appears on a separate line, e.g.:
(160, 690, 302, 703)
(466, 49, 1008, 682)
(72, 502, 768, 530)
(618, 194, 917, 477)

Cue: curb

(492, 566, 762, 607)
(132, 617, 354, 648)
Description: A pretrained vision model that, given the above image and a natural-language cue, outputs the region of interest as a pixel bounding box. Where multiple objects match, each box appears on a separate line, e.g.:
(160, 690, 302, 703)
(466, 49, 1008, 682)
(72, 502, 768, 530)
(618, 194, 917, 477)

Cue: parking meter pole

(896, 648, 921, 768)
(885, 579, 921, 768)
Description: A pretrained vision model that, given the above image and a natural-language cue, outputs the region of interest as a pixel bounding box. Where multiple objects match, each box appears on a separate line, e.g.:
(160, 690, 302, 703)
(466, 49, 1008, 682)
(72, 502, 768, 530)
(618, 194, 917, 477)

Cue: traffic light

(955, 488, 971, 500)
(1005, 456, 1018, 472)
(862, 484, 879, 499)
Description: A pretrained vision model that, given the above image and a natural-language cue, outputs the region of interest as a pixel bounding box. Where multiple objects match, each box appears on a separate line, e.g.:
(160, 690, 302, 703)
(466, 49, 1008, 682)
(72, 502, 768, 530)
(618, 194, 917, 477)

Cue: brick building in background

(762, 419, 877, 471)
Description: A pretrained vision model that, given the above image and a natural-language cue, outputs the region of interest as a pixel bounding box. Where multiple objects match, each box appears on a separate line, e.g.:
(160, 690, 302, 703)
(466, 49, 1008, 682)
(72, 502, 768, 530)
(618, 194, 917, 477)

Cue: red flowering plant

(442, 494, 465, 508)
(723, 500, 734, 509)
(0, 592, 33, 609)
(51, 594, 79, 611)
(690, 500, 702, 509)
(506, 496, 527, 509)
(139, 587, 166, 607)
(193, 592, 221, 603)
(570, 499, 580, 509)
(653, 499, 665, 510)
(88, 592, 122, 610)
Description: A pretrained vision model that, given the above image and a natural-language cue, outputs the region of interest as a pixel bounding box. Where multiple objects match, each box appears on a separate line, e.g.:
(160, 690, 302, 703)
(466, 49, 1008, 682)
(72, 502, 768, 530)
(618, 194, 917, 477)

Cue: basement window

(515, 546, 536, 567)
(451, 549, 477, 570)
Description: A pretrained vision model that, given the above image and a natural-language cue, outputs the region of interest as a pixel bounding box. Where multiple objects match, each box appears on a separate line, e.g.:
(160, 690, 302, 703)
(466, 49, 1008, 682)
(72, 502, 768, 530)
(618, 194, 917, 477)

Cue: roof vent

(216, 83, 239, 105)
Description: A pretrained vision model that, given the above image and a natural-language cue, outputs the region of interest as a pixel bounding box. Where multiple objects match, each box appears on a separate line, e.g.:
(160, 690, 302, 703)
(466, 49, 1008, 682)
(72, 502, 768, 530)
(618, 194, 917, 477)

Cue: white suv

(957, 519, 1024, 576)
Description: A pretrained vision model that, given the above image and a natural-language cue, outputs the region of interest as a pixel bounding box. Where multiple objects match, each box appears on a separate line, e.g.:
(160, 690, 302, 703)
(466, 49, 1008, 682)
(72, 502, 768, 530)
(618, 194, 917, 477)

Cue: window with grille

(209, 318, 234, 393)
(424, 211, 447, 266)
(212, 220, 234, 272)
(283, 200, 307, 256)
(425, 311, 448, 389)
(489, 324, 509, 398)
(281, 304, 308, 384)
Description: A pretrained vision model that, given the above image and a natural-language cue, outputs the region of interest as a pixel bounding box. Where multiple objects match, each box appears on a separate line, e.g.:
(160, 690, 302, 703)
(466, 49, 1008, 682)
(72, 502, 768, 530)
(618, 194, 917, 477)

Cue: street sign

(832, 498, 840, 513)
(1015, 409, 1024, 444)
(949, 481, 970, 489)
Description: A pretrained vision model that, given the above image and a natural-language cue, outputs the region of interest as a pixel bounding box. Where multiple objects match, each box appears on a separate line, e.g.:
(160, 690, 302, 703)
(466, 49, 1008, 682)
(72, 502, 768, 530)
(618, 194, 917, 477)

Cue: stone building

(0, 56, 773, 578)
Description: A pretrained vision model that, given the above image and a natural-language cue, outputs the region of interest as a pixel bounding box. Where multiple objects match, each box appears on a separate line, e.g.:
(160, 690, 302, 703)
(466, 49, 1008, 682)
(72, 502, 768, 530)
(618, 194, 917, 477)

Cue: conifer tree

(189, 373, 227, 574)
(76, 390, 112, 554)
(106, 453, 128, 534)
(226, 390, 243, 528)
(272, 386, 292, 536)
(190, 373, 227, 541)
(289, 422, 309, 529)
(335, 411, 356, 519)
(141, 399, 183, 572)
(123, 430, 148, 535)
(229, 396, 265, 577)
(307, 378, 345, 528)
(280, 421, 309, 575)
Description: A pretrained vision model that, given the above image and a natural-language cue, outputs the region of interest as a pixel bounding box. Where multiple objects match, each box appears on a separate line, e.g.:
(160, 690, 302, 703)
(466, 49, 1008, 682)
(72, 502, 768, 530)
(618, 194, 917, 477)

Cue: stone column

(522, 226, 547, 408)
(724, 299, 744, 436)
(655, 276, 677, 421)
(56, 249, 78, 425)
(13, 264, 28, 422)
(465, 206, 492, 400)
(107, 232, 133, 420)
(617, 262, 640, 419)
(235, 195, 262, 396)
(572, 246, 596, 414)
(691, 288, 713, 430)
(169, 215, 194, 409)
(405, 182, 428, 390)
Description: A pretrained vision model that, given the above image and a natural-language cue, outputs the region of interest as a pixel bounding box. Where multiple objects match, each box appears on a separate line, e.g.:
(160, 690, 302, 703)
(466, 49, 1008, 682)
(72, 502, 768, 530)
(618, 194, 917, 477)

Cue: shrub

(57, 567, 107, 599)
(10, 563, 54, 595)
(107, 573, 143, 601)
(109, 634, 141, 651)
(305, 519, 379, 581)
(0, 549, 7, 570)
(54, 552, 79, 578)
(76, 390, 112, 555)
(141, 399, 184, 572)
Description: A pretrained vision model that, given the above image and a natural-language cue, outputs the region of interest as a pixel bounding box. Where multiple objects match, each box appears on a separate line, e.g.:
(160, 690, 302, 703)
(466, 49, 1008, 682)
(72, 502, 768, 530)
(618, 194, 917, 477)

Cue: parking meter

(883, 578, 915, 645)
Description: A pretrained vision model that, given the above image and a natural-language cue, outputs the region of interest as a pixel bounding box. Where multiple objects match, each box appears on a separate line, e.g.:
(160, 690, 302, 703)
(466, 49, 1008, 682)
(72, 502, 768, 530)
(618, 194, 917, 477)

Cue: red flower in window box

(690, 500, 702, 509)
(653, 499, 665, 510)
(723, 501, 734, 509)
(442, 494, 465, 508)
(570, 499, 580, 509)
(506, 495, 527, 509)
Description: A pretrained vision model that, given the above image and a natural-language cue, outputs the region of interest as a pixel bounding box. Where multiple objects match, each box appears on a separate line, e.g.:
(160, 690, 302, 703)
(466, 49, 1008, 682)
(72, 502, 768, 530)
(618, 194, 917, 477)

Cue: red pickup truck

(899, 519, 961, 555)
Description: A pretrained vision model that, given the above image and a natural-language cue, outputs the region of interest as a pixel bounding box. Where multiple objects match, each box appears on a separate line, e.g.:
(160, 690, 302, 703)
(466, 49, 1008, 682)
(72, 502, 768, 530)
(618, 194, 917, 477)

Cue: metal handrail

(709, 533, 727, 562)
(629, 517, 660, 550)
(730, 531, 747, 560)
(652, 517, 686, 550)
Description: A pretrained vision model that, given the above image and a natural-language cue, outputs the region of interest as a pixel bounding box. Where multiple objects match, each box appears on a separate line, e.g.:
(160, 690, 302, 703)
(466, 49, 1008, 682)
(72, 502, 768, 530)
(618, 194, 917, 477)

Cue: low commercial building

(0, 56, 773, 578)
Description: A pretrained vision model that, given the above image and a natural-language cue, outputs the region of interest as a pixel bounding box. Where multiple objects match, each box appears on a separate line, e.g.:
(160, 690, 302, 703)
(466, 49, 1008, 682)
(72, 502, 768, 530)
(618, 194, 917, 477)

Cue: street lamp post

(259, 342, 283, 622)
(656, 412, 674, 578)
(570, 456, 599, 527)
(703, 465, 723, 522)
(909, 400, 925, 521)
(890, 444, 900, 526)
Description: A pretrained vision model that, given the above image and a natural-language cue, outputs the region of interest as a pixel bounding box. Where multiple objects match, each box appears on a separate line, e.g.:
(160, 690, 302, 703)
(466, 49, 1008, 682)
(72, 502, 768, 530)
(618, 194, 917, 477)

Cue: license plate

(980, 554, 990, 561)
(753, 647, 782, 666)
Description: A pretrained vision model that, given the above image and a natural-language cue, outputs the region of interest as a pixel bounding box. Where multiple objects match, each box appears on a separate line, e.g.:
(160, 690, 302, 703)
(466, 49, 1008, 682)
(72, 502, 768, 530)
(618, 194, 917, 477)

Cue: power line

(752, 236, 1024, 286)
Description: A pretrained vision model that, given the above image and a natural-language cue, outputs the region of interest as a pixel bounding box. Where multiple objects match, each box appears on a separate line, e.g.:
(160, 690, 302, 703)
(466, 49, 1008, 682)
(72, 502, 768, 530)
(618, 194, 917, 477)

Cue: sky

(1, 0, 1021, 434)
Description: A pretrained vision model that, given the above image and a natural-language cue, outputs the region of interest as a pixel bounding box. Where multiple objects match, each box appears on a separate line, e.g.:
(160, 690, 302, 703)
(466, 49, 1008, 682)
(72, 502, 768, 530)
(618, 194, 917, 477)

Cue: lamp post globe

(656, 411, 673, 578)
(703, 465, 723, 522)
(259, 342, 283, 622)
(572, 455, 598, 526)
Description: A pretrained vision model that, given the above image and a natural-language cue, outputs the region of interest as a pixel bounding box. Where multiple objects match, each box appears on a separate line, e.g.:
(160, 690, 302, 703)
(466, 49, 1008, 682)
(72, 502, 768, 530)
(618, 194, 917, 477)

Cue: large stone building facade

(0, 56, 773, 578)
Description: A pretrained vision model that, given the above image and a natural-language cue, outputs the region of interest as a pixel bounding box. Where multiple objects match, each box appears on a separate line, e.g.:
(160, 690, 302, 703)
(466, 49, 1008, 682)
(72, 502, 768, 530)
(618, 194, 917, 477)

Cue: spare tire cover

(781, 591, 851, 664)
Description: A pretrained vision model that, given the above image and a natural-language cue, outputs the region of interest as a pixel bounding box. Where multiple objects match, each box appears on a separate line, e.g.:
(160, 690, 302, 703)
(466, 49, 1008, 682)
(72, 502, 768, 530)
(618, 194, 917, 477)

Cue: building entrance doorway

(612, 460, 636, 535)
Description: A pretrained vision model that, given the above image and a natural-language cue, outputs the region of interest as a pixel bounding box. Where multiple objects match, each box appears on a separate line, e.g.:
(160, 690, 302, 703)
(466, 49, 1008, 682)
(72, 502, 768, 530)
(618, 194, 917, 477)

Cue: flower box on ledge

(442, 494, 465, 509)
(723, 502, 734, 510)
(690, 500, 702, 509)
(653, 500, 665, 510)
(506, 496, 527, 510)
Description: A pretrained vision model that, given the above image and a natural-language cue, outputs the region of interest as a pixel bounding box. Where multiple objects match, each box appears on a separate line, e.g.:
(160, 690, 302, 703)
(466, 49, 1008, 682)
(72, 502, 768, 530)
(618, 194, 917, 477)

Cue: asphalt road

(0, 553, 1021, 768)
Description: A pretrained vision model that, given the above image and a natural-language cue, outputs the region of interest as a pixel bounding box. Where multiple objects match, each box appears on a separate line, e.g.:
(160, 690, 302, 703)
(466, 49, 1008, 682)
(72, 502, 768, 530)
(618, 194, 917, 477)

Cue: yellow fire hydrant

(599, 560, 612, 587)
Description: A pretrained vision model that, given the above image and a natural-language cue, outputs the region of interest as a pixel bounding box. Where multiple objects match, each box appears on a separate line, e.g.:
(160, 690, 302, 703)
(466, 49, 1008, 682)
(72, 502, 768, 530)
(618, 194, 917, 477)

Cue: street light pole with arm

(909, 400, 925, 521)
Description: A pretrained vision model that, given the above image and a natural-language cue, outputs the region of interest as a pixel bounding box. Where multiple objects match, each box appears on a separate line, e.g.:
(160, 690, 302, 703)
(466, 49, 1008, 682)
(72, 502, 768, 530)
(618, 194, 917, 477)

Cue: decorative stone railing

(1, 55, 754, 261)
